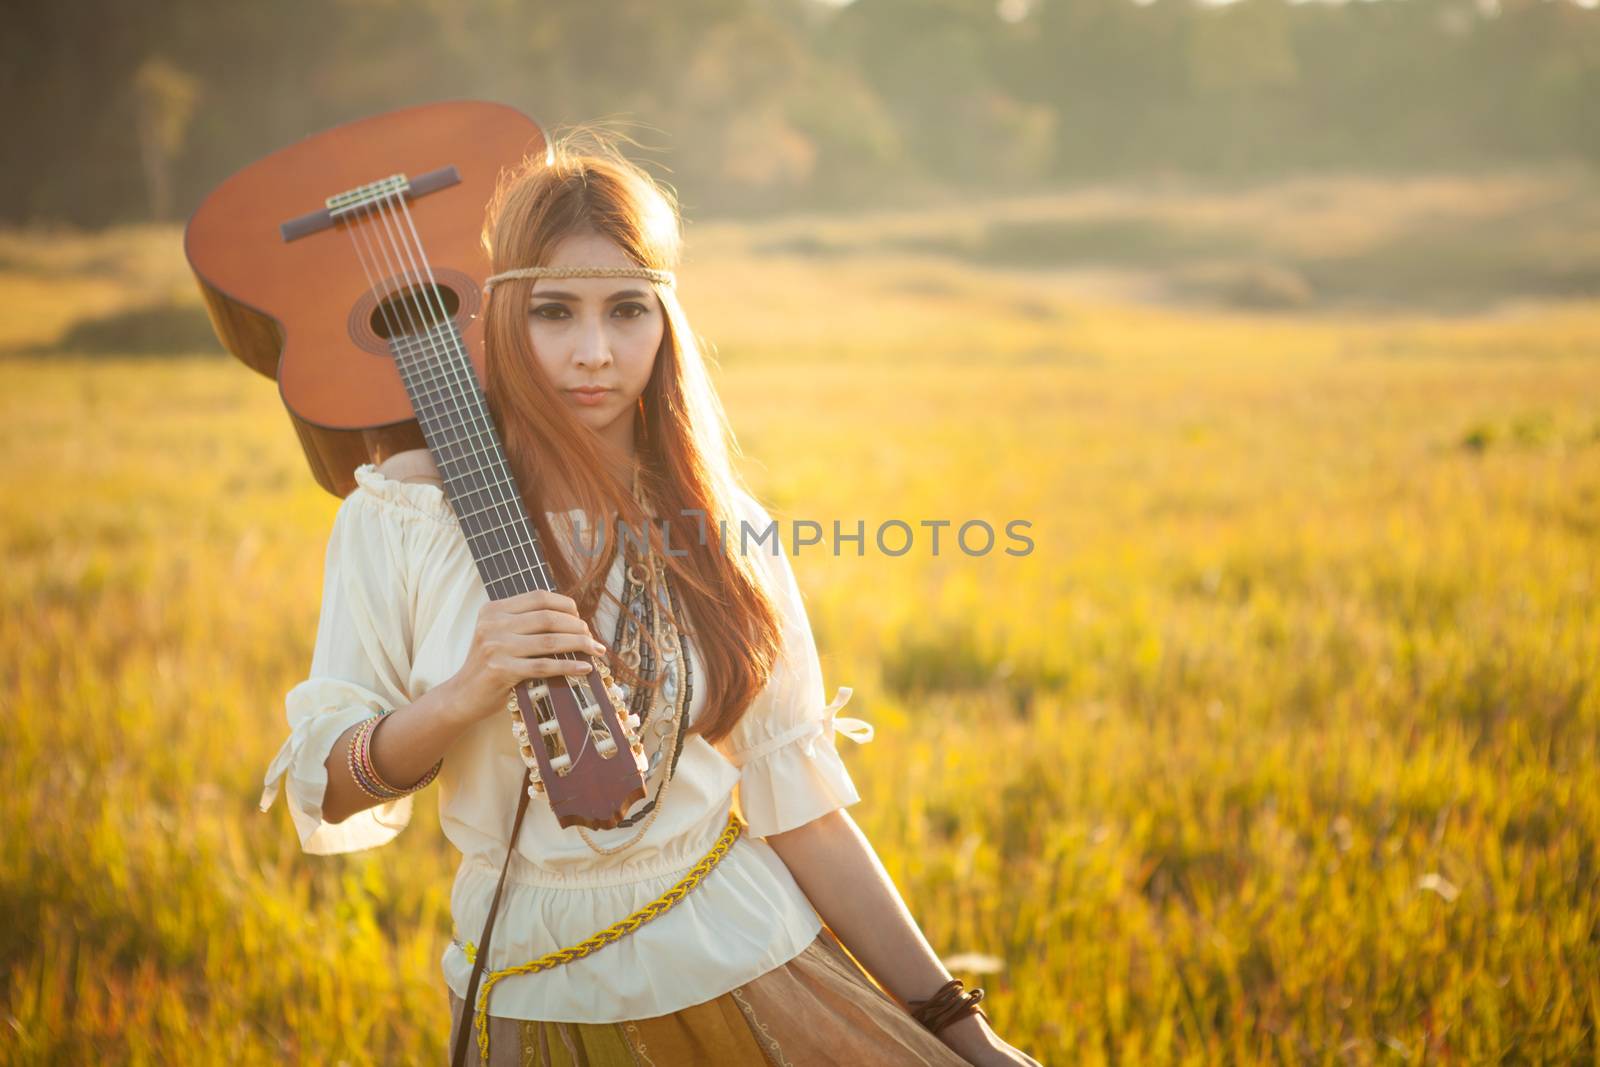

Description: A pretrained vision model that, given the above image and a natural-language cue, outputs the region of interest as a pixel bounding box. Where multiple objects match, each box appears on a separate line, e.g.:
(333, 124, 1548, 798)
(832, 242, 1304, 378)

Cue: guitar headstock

(511, 665, 648, 829)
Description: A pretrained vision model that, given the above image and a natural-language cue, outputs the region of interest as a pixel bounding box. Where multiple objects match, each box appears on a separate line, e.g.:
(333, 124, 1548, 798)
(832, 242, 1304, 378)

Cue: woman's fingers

(496, 608, 596, 637)
(523, 657, 595, 677)
(506, 630, 605, 658)
(469, 590, 609, 691)
(494, 589, 580, 616)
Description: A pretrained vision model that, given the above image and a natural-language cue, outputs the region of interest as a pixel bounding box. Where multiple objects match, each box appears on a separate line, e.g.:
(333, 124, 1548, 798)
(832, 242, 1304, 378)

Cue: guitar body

(184, 100, 546, 497)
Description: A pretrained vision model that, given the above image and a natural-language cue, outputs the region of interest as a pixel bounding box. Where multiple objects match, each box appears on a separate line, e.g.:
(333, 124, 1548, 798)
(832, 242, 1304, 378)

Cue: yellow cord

(465, 813, 745, 1065)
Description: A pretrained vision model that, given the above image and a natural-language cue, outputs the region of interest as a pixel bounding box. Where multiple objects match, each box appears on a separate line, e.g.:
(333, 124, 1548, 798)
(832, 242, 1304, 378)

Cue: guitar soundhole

(345, 267, 479, 357)
(369, 283, 461, 340)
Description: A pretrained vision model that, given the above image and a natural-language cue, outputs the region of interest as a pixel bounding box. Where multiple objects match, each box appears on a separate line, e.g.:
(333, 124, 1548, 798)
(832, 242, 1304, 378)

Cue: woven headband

(483, 265, 675, 293)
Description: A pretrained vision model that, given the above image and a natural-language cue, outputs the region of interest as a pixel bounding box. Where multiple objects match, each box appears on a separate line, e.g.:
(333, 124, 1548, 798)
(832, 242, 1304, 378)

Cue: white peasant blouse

(258, 464, 874, 1022)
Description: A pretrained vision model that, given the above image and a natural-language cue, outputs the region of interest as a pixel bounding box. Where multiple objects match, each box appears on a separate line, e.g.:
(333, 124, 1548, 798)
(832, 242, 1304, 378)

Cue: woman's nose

(572, 321, 613, 368)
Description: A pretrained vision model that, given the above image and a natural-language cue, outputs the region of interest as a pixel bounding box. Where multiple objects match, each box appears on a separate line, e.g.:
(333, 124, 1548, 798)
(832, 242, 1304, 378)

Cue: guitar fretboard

(390, 320, 555, 601)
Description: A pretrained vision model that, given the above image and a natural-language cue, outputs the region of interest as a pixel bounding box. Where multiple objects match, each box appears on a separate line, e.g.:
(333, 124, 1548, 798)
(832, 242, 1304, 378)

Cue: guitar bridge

(278, 166, 462, 242)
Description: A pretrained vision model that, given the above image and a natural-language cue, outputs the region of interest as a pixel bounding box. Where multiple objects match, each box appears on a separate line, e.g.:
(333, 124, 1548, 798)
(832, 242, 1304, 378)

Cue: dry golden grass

(2, 177, 1598, 1063)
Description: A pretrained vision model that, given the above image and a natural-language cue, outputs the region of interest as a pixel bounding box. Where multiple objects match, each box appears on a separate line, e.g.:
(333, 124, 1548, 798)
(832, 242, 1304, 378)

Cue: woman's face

(525, 231, 666, 448)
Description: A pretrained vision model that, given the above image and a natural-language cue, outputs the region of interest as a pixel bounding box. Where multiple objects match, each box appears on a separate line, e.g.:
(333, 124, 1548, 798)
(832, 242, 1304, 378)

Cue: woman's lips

(568, 387, 611, 407)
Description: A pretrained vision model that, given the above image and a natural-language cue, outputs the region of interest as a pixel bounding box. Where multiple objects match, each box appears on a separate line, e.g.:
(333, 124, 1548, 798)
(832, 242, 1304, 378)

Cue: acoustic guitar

(184, 99, 649, 830)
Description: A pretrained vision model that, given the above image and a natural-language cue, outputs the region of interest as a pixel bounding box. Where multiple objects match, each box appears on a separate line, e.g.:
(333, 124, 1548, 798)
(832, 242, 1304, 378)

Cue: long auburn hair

(477, 126, 784, 746)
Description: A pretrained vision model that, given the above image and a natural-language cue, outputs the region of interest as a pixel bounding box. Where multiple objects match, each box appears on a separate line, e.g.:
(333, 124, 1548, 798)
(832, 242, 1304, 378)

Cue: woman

(259, 128, 1041, 1067)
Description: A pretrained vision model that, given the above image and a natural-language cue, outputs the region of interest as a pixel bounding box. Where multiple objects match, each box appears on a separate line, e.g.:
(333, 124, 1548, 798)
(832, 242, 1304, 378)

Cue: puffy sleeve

(258, 485, 419, 855)
(717, 490, 875, 838)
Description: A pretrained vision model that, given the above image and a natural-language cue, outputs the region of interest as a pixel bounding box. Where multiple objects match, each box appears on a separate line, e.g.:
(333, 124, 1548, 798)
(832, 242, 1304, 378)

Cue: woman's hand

(937, 1014, 1045, 1066)
(448, 589, 606, 723)
(960, 1036, 1044, 1067)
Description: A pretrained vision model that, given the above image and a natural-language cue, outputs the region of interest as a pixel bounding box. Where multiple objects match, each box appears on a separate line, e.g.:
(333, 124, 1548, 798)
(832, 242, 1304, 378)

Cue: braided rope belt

(463, 813, 745, 1064)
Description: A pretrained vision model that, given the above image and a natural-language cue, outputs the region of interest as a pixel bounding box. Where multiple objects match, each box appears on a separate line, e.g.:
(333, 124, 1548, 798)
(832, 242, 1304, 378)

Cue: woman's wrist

(935, 1012, 997, 1059)
(436, 673, 499, 728)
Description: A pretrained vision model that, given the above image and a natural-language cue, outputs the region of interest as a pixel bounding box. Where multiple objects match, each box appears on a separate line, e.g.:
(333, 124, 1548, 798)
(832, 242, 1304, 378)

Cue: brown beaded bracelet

(908, 977, 989, 1036)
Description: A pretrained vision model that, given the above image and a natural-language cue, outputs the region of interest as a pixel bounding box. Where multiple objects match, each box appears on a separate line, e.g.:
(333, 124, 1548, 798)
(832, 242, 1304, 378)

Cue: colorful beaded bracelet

(347, 716, 400, 800)
(351, 717, 402, 799)
(347, 711, 442, 802)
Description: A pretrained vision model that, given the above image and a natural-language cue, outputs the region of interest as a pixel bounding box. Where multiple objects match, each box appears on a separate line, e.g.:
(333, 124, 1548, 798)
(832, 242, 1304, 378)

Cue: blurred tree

(133, 57, 200, 220)
(1186, 0, 1299, 173)
(1021, 0, 1190, 175)
(824, 0, 1058, 187)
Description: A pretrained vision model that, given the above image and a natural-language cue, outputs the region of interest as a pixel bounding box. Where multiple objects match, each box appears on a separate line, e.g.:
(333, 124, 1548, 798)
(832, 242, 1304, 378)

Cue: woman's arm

(322, 589, 606, 825)
(319, 675, 479, 825)
(765, 810, 1041, 1066)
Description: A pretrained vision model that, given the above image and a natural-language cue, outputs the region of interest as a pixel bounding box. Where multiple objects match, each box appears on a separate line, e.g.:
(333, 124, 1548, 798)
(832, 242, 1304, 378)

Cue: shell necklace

(506, 476, 694, 856)
(575, 532, 692, 855)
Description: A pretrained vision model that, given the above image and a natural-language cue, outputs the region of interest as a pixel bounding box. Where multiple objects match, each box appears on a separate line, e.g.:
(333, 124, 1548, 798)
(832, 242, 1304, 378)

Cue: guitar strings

(344, 202, 583, 768)
(350, 183, 631, 783)
(355, 184, 608, 775)
(375, 189, 604, 773)
(361, 187, 542, 607)
(367, 190, 594, 773)
(339, 205, 407, 353)
(378, 189, 550, 606)
(392, 188, 619, 776)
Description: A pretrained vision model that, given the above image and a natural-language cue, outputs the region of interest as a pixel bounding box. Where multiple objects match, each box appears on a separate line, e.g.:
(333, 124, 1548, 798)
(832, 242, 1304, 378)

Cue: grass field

(2, 171, 1598, 1064)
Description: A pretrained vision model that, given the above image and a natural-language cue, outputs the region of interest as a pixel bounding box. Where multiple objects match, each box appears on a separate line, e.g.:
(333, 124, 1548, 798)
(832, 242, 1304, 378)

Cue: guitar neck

(391, 320, 555, 601)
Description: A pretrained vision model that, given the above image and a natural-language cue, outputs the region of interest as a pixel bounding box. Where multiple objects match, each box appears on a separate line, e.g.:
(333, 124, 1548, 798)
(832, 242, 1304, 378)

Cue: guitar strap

(451, 776, 533, 1067)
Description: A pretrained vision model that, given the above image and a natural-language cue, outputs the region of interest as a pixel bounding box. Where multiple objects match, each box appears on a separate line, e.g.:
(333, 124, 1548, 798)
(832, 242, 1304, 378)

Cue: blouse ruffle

(259, 464, 875, 1021)
(714, 488, 876, 838)
(257, 471, 440, 854)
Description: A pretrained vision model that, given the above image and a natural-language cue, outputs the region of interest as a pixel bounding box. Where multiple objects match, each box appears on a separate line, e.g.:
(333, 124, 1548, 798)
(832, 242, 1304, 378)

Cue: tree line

(2, 0, 1595, 227)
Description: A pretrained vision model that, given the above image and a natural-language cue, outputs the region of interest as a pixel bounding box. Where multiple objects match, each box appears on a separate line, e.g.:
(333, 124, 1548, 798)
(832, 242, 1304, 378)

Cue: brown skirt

(446, 926, 970, 1066)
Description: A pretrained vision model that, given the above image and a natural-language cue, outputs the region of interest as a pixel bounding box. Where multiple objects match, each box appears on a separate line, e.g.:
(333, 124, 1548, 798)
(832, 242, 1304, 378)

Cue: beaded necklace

(507, 476, 693, 856)
(575, 535, 692, 855)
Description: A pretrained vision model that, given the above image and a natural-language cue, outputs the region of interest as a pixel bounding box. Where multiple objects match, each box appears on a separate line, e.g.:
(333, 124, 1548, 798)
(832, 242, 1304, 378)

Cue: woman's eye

(528, 303, 649, 320)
